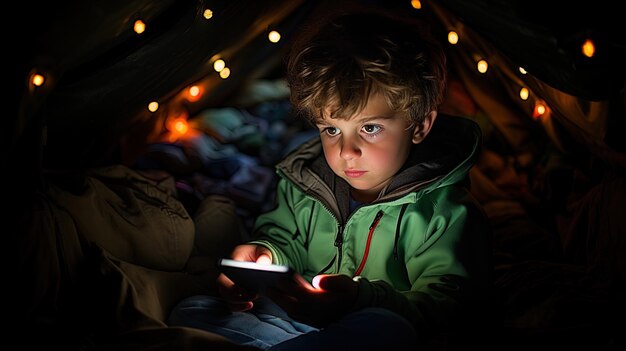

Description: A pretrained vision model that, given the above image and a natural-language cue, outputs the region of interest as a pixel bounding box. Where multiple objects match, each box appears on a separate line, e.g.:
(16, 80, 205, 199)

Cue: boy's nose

(340, 137, 361, 160)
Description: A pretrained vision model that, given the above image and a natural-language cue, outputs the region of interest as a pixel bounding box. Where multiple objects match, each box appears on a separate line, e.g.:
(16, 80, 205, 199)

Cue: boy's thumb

(255, 246, 272, 264)
(315, 274, 353, 291)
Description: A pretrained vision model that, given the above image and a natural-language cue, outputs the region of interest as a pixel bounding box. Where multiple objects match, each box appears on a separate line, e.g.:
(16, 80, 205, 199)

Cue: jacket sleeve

(351, 188, 492, 333)
(248, 178, 309, 272)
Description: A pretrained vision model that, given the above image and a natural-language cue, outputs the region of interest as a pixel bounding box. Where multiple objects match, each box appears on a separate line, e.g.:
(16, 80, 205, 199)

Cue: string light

(167, 118, 189, 135)
(188, 85, 200, 97)
(164, 112, 191, 142)
(148, 101, 159, 112)
(447, 31, 459, 45)
(519, 87, 529, 100)
(581, 38, 595, 58)
(213, 58, 226, 72)
(533, 101, 547, 119)
(21, 2, 576, 141)
(186, 85, 204, 102)
(268, 30, 281, 43)
(219, 67, 231, 79)
(133, 19, 146, 34)
(31, 73, 45, 87)
(476, 59, 488, 73)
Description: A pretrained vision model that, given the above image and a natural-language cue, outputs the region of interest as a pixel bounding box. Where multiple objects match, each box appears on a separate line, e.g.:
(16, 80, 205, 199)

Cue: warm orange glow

(31, 73, 45, 87)
(477, 59, 488, 73)
(519, 87, 529, 100)
(268, 30, 281, 43)
(134, 20, 146, 34)
(186, 85, 203, 102)
(162, 109, 198, 143)
(582, 38, 595, 58)
(166, 115, 189, 136)
(173, 120, 189, 134)
(411, 0, 422, 9)
(533, 101, 547, 119)
(148, 101, 159, 112)
(219, 67, 231, 79)
(203, 9, 213, 19)
(447, 31, 459, 45)
(189, 85, 200, 97)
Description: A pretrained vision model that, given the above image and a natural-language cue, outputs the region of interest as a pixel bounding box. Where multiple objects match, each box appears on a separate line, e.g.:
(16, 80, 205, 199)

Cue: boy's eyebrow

(315, 115, 395, 126)
(358, 115, 395, 122)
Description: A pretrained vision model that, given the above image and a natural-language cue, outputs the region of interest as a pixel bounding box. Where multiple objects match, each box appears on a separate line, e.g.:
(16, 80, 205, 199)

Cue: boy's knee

(168, 295, 230, 325)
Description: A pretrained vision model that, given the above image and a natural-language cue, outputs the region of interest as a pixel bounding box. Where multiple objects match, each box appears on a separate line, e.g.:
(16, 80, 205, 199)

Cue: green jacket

(250, 115, 491, 332)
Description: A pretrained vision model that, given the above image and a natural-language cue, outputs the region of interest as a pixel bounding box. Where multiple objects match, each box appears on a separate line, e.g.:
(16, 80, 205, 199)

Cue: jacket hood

(386, 114, 482, 195)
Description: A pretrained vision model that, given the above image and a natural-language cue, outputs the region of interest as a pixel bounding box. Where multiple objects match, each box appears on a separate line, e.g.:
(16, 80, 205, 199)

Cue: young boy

(169, 9, 491, 350)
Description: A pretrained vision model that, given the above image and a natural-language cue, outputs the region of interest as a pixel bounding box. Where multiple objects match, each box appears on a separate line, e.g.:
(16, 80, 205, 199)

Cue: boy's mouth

(344, 170, 367, 178)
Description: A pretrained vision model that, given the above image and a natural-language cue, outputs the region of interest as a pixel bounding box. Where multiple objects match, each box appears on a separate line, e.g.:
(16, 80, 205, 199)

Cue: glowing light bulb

(134, 20, 146, 34)
(148, 101, 159, 112)
(189, 85, 200, 97)
(186, 85, 203, 102)
(213, 59, 225, 72)
(268, 30, 281, 43)
(582, 38, 595, 58)
(447, 31, 458, 45)
(31, 73, 45, 87)
(519, 67, 527, 74)
(173, 119, 189, 134)
(536, 104, 546, 115)
(411, 0, 422, 9)
(219, 67, 231, 79)
(533, 102, 547, 119)
(203, 9, 213, 19)
(477, 59, 488, 73)
(519, 87, 529, 100)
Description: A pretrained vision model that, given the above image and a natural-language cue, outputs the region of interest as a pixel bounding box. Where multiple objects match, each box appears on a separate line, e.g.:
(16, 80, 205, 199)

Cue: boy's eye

(362, 124, 381, 134)
(322, 127, 340, 136)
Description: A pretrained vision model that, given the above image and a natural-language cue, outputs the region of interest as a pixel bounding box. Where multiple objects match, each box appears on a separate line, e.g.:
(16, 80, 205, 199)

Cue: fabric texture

(169, 296, 318, 349)
(168, 295, 418, 350)
(14, 165, 255, 350)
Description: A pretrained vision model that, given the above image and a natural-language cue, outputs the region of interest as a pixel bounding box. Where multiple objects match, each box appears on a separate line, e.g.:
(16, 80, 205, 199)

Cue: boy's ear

(412, 111, 437, 144)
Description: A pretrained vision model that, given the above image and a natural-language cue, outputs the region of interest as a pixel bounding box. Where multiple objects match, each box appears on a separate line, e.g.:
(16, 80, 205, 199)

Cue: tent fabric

(12, 165, 253, 349)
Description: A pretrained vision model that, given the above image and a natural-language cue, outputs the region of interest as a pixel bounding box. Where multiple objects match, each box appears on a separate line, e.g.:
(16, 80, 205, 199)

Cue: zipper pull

(334, 224, 344, 247)
(369, 210, 384, 229)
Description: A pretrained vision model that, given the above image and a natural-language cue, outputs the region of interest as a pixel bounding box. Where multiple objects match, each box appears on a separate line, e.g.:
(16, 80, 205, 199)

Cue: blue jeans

(168, 295, 418, 350)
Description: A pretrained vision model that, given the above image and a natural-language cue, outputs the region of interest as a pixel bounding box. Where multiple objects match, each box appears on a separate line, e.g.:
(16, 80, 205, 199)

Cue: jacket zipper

(353, 210, 384, 277)
(333, 223, 344, 271)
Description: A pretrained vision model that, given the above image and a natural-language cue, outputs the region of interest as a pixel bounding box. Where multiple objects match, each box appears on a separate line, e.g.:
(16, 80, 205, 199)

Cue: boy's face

(315, 93, 417, 202)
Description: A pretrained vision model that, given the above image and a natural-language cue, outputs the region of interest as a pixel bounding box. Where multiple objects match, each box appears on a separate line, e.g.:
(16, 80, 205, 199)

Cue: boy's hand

(266, 274, 358, 327)
(216, 244, 273, 311)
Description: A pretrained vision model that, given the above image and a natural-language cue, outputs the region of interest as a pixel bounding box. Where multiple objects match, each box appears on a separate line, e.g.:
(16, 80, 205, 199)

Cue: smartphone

(216, 258, 296, 292)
